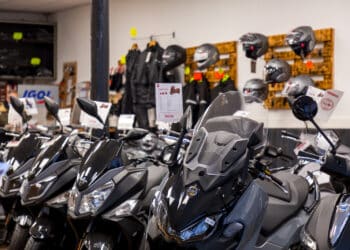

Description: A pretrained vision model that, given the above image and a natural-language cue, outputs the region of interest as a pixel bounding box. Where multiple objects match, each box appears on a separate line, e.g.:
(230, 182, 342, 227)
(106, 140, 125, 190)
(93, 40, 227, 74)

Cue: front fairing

(68, 165, 147, 219)
(76, 139, 122, 191)
(27, 134, 70, 180)
(5, 132, 41, 175)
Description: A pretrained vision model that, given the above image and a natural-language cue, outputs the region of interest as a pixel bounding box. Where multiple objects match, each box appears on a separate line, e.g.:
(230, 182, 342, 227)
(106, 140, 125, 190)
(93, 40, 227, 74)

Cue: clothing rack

(131, 31, 176, 41)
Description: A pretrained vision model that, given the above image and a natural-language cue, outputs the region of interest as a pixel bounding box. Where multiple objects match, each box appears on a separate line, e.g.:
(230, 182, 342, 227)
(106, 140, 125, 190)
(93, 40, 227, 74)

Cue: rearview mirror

(10, 96, 24, 117)
(76, 98, 104, 125)
(291, 95, 318, 121)
(123, 128, 148, 141)
(44, 97, 61, 124)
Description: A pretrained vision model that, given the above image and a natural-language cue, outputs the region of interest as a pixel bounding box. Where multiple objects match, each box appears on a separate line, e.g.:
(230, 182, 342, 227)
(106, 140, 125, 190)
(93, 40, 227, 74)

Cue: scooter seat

(257, 172, 309, 236)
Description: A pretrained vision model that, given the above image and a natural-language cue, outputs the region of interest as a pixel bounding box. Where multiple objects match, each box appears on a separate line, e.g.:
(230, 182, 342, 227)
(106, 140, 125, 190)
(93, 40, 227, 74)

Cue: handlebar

(297, 150, 325, 164)
(281, 130, 300, 141)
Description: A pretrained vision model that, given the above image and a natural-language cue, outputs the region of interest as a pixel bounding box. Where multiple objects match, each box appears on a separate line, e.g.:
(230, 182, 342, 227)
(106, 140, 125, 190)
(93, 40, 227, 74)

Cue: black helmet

(264, 59, 291, 83)
(162, 45, 186, 71)
(193, 43, 219, 70)
(239, 33, 269, 60)
(286, 26, 316, 58)
(243, 78, 268, 103)
(285, 75, 315, 98)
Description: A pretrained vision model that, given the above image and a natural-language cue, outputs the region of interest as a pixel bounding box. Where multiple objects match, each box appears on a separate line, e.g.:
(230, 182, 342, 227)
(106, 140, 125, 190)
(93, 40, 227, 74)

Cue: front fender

(29, 216, 56, 240)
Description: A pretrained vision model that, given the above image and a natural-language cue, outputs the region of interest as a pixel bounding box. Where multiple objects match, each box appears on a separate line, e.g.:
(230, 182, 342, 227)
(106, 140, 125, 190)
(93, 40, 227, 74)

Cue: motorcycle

(288, 95, 350, 250)
(6, 96, 93, 250)
(0, 96, 52, 244)
(142, 91, 320, 250)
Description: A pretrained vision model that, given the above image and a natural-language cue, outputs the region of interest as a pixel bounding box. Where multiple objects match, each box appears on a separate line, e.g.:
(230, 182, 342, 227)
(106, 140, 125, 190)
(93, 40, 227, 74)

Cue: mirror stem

(310, 119, 336, 154)
(169, 127, 186, 173)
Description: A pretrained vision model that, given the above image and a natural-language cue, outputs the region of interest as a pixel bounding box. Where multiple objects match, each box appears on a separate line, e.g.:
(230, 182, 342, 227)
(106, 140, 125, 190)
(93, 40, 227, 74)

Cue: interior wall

(0, 11, 48, 22)
(51, 0, 350, 128)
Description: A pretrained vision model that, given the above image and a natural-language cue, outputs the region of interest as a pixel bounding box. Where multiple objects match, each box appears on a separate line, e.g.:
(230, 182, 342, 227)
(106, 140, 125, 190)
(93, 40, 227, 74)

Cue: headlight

(154, 193, 219, 243)
(46, 191, 70, 207)
(78, 181, 114, 215)
(300, 227, 317, 250)
(21, 175, 56, 201)
(113, 199, 139, 217)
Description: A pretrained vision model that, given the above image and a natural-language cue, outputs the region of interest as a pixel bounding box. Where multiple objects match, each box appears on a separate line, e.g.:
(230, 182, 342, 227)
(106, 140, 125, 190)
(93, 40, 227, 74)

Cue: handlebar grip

(281, 130, 300, 140)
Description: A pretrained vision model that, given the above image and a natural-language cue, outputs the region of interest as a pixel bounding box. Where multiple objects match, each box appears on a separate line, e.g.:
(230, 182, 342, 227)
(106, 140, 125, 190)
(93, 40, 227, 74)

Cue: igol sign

(23, 90, 51, 104)
(18, 84, 59, 105)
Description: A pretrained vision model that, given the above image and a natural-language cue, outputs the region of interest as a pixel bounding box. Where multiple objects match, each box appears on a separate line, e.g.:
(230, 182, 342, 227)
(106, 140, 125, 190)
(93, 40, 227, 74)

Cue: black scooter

(65, 98, 168, 250)
(0, 96, 51, 244)
(8, 97, 88, 250)
(143, 91, 319, 250)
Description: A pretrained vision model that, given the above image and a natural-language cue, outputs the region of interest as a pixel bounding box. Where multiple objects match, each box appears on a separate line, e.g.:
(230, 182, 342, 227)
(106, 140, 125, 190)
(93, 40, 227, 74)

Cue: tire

(24, 237, 46, 250)
(8, 224, 30, 250)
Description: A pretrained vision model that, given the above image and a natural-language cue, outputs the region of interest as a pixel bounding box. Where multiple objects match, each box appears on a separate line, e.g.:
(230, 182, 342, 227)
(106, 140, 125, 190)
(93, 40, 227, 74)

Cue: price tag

(58, 108, 71, 126)
(117, 114, 135, 130)
(80, 101, 111, 129)
(233, 110, 250, 117)
(155, 83, 183, 123)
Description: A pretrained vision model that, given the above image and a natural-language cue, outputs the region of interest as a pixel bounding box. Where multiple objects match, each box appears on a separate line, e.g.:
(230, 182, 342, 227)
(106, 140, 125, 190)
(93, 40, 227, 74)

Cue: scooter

(0, 96, 52, 244)
(288, 95, 350, 250)
(143, 91, 320, 250)
(66, 98, 168, 250)
(7, 97, 92, 250)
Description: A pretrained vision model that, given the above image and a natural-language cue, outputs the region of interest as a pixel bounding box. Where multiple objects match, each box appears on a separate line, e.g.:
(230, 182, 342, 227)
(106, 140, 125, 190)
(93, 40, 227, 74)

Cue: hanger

(131, 43, 139, 50)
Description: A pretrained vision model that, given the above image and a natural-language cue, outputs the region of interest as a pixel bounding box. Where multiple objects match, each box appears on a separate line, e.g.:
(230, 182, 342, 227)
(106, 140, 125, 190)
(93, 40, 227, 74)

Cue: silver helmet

(285, 75, 315, 98)
(239, 33, 269, 60)
(243, 78, 268, 103)
(286, 26, 316, 58)
(264, 59, 291, 83)
(193, 43, 219, 70)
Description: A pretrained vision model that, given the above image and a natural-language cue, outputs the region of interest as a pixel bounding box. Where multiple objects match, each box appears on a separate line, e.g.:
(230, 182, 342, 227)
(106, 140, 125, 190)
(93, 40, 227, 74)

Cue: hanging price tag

(80, 101, 111, 129)
(117, 114, 135, 130)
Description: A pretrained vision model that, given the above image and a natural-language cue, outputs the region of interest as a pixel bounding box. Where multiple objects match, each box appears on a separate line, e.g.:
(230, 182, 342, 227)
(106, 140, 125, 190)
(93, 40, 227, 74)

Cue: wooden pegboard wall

(264, 28, 334, 109)
(185, 41, 237, 88)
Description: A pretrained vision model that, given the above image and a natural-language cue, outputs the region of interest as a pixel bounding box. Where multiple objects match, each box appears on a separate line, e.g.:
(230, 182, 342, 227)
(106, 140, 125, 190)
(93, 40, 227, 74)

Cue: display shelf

(264, 28, 334, 109)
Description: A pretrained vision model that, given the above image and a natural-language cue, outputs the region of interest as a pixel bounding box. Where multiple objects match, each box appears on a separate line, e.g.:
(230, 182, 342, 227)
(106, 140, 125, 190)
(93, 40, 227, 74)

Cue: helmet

(243, 78, 268, 103)
(162, 45, 186, 71)
(285, 75, 315, 98)
(286, 26, 316, 58)
(193, 43, 219, 70)
(264, 59, 291, 83)
(239, 33, 269, 60)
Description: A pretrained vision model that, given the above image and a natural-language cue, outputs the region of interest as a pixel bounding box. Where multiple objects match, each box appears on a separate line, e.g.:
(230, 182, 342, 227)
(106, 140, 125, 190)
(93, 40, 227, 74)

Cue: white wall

(51, 0, 350, 128)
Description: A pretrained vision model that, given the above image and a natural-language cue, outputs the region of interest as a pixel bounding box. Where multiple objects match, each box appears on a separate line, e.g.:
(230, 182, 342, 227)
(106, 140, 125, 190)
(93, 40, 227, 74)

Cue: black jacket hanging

(210, 77, 237, 102)
(131, 43, 164, 107)
(121, 49, 140, 114)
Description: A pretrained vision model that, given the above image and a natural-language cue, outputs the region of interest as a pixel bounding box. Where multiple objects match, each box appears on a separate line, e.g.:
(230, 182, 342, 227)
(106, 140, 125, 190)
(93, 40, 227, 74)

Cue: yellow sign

(120, 55, 126, 65)
(129, 27, 137, 38)
(30, 57, 41, 66)
(13, 32, 23, 41)
(185, 66, 191, 75)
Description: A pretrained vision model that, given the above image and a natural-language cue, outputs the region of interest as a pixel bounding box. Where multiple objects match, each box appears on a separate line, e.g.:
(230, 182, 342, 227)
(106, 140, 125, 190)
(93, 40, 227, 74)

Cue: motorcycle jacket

(131, 42, 164, 107)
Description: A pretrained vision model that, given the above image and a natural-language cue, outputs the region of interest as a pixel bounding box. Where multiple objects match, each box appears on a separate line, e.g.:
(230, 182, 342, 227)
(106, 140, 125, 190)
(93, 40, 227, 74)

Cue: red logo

(320, 98, 334, 111)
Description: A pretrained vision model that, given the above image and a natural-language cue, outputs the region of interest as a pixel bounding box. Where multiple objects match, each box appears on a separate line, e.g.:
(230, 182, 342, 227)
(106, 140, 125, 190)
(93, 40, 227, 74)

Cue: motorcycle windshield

(27, 134, 69, 179)
(76, 139, 122, 190)
(185, 91, 267, 176)
(6, 133, 41, 173)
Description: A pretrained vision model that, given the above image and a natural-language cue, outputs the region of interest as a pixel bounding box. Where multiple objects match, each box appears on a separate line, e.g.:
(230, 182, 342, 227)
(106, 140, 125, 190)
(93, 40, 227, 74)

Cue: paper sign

(155, 83, 183, 123)
(80, 101, 111, 129)
(58, 108, 71, 126)
(317, 89, 343, 122)
(117, 114, 135, 130)
(233, 110, 250, 118)
(306, 86, 325, 103)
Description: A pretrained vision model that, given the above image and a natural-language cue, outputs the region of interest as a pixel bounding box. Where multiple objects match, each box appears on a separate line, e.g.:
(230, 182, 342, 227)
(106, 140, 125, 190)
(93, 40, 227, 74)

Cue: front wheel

(8, 224, 30, 250)
(24, 237, 46, 250)
(78, 232, 116, 250)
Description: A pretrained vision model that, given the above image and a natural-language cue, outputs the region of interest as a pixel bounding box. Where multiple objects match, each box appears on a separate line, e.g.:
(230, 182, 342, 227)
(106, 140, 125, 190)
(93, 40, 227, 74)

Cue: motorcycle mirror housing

(10, 96, 24, 117)
(292, 95, 337, 153)
(76, 98, 104, 125)
(123, 128, 148, 141)
(44, 97, 62, 126)
(291, 95, 318, 121)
